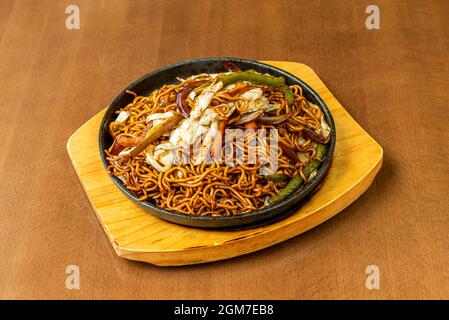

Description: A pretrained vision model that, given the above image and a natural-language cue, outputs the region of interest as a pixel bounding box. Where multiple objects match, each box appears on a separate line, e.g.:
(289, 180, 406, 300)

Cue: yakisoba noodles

(105, 63, 331, 216)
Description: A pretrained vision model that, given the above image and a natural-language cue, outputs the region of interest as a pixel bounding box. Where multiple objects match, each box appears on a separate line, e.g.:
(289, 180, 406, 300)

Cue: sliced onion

(118, 147, 135, 157)
(233, 109, 265, 125)
(198, 108, 218, 126)
(176, 80, 207, 118)
(225, 84, 257, 97)
(258, 113, 290, 125)
(146, 111, 175, 122)
(297, 152, 310, 165)
(115, 111, 129, 123)
(309, 102, 320, 110)
(191, 81, 223, 119)
(264, 103, 279, 113)
(145, 147, 175, 172)
(209, 121, 218, 139)
(241, 88, 263, 101)
(116, 175, 127, 184)
(188, 90, 196, 100)
(320, 115, 331, 138)
(297, 134, 307, 145)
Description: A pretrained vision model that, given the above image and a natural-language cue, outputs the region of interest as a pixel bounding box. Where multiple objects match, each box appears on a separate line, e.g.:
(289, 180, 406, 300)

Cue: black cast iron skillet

(99, 57, 336, 229)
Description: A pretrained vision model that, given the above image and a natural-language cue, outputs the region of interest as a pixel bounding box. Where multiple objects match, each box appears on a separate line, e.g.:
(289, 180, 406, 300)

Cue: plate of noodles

(99, 58, 336, 228)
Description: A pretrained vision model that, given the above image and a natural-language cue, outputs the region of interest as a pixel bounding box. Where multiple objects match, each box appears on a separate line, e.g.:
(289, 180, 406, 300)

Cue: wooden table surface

(1, 0, 448, 300)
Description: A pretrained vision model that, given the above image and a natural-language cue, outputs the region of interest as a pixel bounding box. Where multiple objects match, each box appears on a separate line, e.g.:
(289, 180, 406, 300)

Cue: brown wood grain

(0, 0, 448, 299)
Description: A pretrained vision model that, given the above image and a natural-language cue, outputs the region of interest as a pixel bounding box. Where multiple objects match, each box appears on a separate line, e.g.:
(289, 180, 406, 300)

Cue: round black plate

(99, 57, 336, 229)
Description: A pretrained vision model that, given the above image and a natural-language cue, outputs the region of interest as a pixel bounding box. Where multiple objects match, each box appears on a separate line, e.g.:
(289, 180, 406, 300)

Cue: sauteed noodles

(105, 62, 331, 216)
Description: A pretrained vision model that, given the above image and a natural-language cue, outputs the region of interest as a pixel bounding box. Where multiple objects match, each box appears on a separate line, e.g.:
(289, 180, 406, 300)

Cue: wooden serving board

(67, 62, 383, 266)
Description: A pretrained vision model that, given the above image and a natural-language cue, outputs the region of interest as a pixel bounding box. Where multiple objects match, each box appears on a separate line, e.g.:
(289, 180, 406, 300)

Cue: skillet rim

(98, 57, 336, 228)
